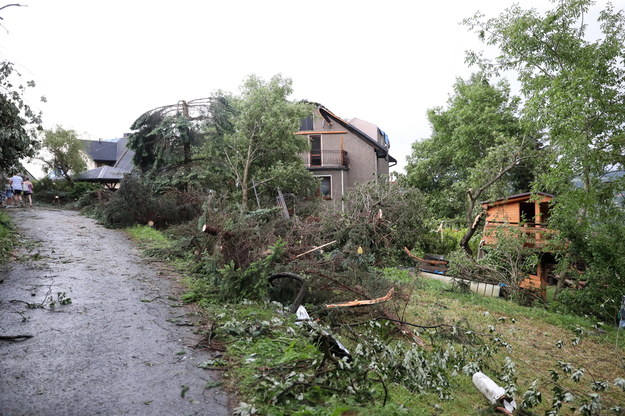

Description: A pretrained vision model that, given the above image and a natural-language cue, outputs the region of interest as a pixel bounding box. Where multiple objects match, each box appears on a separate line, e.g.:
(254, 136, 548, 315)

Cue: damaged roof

(312, 103, 397, 165)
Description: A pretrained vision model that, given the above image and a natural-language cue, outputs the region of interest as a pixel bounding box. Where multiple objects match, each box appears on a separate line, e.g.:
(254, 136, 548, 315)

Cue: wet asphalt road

(0, 207, 229, 416)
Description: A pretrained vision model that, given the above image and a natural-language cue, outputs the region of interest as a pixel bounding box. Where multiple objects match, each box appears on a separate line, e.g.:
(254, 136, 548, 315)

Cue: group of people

(3, 173, 34, 208)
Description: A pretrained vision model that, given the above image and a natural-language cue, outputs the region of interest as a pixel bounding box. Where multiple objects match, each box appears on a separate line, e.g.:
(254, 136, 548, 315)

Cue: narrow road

(0, 207, 229, 416)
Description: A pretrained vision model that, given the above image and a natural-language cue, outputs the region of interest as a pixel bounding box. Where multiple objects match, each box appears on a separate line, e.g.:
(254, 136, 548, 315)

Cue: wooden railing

(482, 222, 558, 249)
(301, 150, 348, 168)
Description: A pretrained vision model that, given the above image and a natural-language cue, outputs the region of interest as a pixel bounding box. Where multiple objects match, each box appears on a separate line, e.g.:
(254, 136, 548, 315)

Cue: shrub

(92, 173, 202, 228)
(320, 180, 431, 266)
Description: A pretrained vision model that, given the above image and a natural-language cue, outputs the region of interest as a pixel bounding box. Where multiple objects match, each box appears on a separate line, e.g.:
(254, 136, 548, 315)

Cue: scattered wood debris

(325, 287, 395, 309)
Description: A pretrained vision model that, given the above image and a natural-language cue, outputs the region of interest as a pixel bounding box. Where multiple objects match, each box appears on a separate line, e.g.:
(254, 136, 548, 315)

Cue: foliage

(449, 225, 540, 301)
(549, 202, 625, 323)
(40, 126, 87, 184)
(90, 172, 202, 228)
(200, 277, 625, 416)
(0, 211, 14, 264)
(212, 240, 286, 302)
(127, 98, 217, 173)
(426, 226, 478, 256)
(0, 61, 43, 173)
(403, 73, 540, 255)
(464, 0, 625, 304)
(31, 177, 75, 204)
(67, 181, 101, 200)
(206, 75, 316, 208)
(404, 73, 536, 221)
(320, 179, 431, 266)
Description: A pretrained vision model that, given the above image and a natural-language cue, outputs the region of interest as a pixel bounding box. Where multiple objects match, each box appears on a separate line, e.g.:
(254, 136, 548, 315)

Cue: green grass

(0, 211, 15, 264)
(125, 225, 171, 248)
(123, 232, 625, 415)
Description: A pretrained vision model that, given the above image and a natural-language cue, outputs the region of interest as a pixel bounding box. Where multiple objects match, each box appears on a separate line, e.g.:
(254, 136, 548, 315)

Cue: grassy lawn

(190, 275, 625, 415)
(125, 226, 625, 415)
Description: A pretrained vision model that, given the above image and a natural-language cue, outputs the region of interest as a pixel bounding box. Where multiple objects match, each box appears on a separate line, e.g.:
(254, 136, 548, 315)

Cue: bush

(320, 180, 431, 266)
(92, 173, 202, 228)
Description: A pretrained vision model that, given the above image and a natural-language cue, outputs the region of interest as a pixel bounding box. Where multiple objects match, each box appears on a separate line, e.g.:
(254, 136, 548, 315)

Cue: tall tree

(404, 74, 537, 254)
(464, 0, 625, 314)
(0, 61, 43, 173)
(214, 74, 315, 208)
(464, 0, 625, 199)
(127, 99, 211, 173)
(0, 5, 44, 173)
(40, 126, 87, 184)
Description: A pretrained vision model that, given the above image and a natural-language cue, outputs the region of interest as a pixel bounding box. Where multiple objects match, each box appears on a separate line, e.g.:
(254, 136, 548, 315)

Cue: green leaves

(0, 61, 42, 172)
(41, 126, 87, 184)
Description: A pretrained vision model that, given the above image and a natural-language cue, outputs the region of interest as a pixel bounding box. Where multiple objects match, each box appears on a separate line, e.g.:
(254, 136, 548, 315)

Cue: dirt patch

(0, 207, 229, 415)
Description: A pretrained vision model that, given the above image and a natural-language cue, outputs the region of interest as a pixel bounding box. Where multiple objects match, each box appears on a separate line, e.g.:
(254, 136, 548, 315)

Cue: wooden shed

(480, 192, 557, 295)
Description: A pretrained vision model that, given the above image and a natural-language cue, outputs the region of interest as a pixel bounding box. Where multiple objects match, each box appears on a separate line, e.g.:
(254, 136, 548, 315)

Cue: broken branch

(403, 247, 448, 265)
(326, 287, 395, 309)
(291, 240, 337, 259)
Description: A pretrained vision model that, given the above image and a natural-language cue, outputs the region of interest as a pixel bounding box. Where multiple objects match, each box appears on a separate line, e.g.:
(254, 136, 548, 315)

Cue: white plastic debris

(472, 372, 517, 413)
(295, 305, 312, 324)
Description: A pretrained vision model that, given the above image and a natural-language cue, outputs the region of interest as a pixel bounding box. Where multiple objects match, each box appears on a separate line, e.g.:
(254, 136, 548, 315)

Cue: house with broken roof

(297, 104, 396, 205)
(74, 136, 135, 189)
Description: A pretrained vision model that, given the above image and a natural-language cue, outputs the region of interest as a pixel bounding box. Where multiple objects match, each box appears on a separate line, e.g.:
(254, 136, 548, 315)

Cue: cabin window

(539, 202, 550, 224)
(316, 176, 331, 199)
(520, 202, 536, 224)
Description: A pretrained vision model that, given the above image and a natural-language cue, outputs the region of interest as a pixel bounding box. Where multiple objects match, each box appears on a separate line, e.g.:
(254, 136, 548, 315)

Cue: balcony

(301, 150, 349, 169)
(482, 222, 559, 250)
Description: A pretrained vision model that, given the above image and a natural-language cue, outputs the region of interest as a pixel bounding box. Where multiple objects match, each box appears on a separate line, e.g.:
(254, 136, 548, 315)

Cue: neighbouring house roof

(310, 104, 397, 165)
(481, 192, 555, 207)
(75, 137, 135, 185)
(74, 165, 127, 182)
(81, 139, 119, 163)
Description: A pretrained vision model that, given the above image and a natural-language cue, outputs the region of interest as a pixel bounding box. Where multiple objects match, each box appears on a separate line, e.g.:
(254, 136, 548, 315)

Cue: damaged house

(297, 104, 396, 206)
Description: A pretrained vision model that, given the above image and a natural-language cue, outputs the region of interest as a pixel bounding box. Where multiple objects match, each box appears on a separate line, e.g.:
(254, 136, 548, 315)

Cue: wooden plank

(294, 130, 348, 135)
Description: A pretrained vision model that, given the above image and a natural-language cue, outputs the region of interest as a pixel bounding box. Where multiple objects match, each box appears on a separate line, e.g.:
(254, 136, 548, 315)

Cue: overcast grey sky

(1, 0, 618, 176)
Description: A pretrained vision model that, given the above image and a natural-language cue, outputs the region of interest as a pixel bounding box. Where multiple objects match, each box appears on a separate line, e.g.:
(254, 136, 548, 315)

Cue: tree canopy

(403, 73, 539, 253)
(464, 0, 625, 318)
(204, 74, 316, 208)
(0, 61, 43, 173)
(40, 126, 87, 184)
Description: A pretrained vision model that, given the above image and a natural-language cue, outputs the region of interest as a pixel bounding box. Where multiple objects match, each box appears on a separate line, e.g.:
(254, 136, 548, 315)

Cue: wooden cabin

(480, 192, 557, 294)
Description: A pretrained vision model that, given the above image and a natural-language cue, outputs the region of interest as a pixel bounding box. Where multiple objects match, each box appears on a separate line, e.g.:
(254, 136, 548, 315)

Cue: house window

(317, 176, 331, 199)
(310, 135, 321, 166)
(300, 116, 313, 131)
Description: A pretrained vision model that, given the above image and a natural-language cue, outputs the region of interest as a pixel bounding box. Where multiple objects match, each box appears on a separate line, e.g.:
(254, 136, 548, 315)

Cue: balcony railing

(301, 150, 348, 168)
(482, 222, 559, 249)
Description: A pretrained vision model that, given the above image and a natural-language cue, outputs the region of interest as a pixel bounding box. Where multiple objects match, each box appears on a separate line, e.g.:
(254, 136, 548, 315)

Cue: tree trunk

(241, 142, 254, 209)
(460, 211, 484, 256)
(554, 255, 570, 298)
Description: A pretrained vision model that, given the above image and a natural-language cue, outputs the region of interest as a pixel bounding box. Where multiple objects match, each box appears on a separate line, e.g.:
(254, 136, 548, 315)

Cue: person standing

(4, 179, 13, 206)
(22, 176, 34, 208)
(10, 173, 23, 207)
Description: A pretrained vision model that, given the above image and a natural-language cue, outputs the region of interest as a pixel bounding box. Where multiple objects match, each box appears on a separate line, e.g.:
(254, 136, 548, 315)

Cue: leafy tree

(464, 0, 625, 315)
(0, 5, 44, 173)
(40, 126, 87, 184)
(127, 99, 212, 173)
(208, 75, 316, 208)
(404, 73, 538, 254)
(0, 61, 43, 173)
